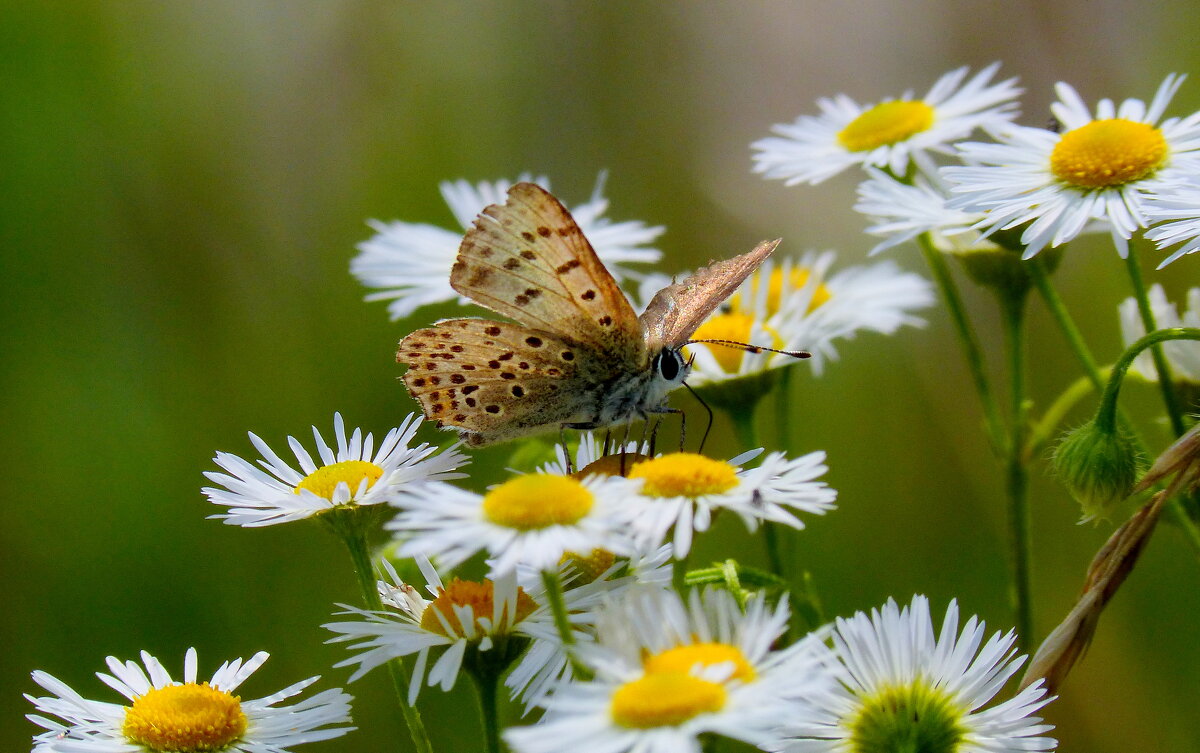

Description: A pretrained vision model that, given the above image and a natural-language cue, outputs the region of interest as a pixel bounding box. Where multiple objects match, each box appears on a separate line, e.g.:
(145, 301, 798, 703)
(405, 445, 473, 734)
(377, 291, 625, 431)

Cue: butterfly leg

(558, 425, 574, 475)
(682, 382, 715, 453)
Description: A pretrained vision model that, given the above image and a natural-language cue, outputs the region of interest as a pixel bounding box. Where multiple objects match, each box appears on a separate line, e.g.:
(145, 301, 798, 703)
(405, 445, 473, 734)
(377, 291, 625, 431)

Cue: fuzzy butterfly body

(398, 182, 780, 447)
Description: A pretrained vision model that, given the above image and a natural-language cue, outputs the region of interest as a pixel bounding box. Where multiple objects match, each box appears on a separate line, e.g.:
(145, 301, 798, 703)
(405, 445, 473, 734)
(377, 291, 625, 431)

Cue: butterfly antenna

(683, 382, 713, 453)
(687, 339, 811, 359)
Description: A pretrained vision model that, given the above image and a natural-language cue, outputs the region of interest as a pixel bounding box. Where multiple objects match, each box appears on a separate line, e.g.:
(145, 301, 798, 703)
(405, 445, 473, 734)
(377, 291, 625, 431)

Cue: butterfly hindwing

(639, 238, 780, 350)
(398, 318, 604, 445)
(451, 182, 645, 372)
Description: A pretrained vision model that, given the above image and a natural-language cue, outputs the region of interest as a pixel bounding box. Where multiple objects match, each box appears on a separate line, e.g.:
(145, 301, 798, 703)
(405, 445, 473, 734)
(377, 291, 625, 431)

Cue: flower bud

(1052, 420, 1144, 523)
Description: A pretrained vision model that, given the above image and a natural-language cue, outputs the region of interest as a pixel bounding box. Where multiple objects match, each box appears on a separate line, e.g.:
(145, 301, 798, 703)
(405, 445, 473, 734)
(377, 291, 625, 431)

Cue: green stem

(917, 235, 1006, 454)
(540, 569, 591, 680)
(1094, 328, 1200, 433)
(1122, 245, 1187, 437)
(468, 664, 501, 753)
(729, 403, 785, 581)
(1028, 257, 1104, 390)
(1000, 296, 1034, 652)
(344, 532, 434, 753)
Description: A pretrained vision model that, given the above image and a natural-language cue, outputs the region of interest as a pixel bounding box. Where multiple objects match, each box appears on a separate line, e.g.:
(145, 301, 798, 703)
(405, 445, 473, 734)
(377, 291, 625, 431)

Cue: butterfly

(397, 182, 794, 447)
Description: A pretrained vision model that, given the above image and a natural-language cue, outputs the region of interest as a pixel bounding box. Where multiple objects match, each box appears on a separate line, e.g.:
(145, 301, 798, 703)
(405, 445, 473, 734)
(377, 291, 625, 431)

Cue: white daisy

(1144, 178, 1200, 267)
(854, 168, 998, 256)
(1118, 284, 1200, 383)
(614, 448, 836, 557)
(944, 74, 1200, 259)
(387, 471, 638, 575)
(26, 648, 353, 753)
(203, 412, 468, 527)
(352, 173, 664, 320)
(767, 595, 1056, 753)
(752, 64, 1020, 186)
(324, 558, 606, 708)
(505, 587, 834, 753)
(688, 252, 934, 383)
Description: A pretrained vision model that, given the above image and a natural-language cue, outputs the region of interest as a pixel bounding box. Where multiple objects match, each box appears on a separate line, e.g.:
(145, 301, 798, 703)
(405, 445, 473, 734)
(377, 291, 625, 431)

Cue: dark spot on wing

(503, 258, 521, 271)
(466, 397, 477, 407)
(498, 352, 514, 361)
(515, 294, 530, 305)
(555, 260, 582, 275)
(524, 288, 541, 299)
(581, 289, 596, 301)
(501, 372, 516, 380)
(525, 336, 543, 347)
(468, 267, 492, 286)
(411, 377, 426, 387)
(598, 315, 613, 326)
(454, 414, 468, 422)
(450, 345, 464, 353)
(537, 226, 552, 237)
(485, 404, 501, 414)
(485, 326, 502, 336)
(519, 362, 530, 370)
(511, 386, 525, 397)
(429, 376, 441, 385)
(488, 360, 501, 368)
(561, 351, 575, 361)
(521, 231, 535, 241)
(520, 250, 537, 260)
(450, 374, 466, 384)
(547, 368, 561, 376)
(462, 385, 479, 394)
(461, 364, 476, 371)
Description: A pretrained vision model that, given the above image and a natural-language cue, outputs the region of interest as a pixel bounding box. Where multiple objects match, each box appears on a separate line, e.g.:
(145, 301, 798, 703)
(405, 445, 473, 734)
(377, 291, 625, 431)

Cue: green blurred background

(3, 2, 1199, 750)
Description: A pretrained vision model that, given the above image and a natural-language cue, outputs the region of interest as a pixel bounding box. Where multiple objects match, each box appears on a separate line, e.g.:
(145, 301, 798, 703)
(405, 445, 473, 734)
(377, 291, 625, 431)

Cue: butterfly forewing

(640, 238, 781, 350)
(451, 182, 645, 371)
(399, 318, 605, 445)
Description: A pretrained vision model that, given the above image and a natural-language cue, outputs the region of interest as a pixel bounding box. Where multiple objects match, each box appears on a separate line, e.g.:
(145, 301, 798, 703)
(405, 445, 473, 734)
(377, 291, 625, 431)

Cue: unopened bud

(1053, 420, 1144, 523)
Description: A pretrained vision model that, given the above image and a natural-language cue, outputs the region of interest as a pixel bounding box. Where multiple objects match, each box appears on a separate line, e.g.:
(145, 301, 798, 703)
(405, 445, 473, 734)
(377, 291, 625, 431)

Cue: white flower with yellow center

(944, 74, 1200, 259)
(203, 413, 467, 527)
(325, 558, 577, 705)
(1119, 284, 1200, 383)
(1144, 179, 1200, 267)
(767, 595, 1057, 753)
(352, 173, 664, 320)
(614, 449, 836, 557)
(387, 472, 638, 575)
(505, 587, 833, 753)
(689, 253, 933, 383)
(752, 64, 1020, 186)
(26, 648, 352, 753)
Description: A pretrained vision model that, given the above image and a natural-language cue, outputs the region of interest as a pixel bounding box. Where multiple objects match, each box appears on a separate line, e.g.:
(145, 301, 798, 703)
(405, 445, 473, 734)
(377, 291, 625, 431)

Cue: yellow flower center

(293, 460, 383, 500)
(1049, 119, 1168, 189)
(559, 548, 617, 583)
(644, 642, 757, 683)
(838, 100, 935, 152)
(628, 453, 739, 498)
(482, 474, 594, 529)
(418, 578, 537, 638)
(691, 313, 784, 373)
(122, 683, 247, 752)
(610, 673, 727, 728)
(735, 267, 833, 317)
(848, 682, 967, 753)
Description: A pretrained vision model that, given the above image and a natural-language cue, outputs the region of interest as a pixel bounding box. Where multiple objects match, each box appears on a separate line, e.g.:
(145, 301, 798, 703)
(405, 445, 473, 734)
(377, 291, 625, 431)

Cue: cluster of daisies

(27, 410, 1058, 752)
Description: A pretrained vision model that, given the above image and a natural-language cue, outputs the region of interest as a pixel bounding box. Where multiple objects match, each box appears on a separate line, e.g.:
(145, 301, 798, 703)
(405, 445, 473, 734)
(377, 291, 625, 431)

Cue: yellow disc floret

(482, 474, 594, 529)
(293, 460, 383, 500)
(419, 578, 537, 638)
(559, 549, 617, 583)
(628, 453, 739, 498)
(644, 642, 757, 683)
(122, 683, 247, 752)
(1050, 119, 1168, 189)
(734, 267, 833, 317)
(611, 673, 727, 728)
(691, 313, 784, 373)
(838, 100, 935, 152)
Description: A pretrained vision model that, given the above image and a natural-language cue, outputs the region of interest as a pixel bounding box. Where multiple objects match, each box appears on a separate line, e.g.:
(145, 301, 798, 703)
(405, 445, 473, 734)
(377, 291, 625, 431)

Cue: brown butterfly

(397, 182, 796, 447)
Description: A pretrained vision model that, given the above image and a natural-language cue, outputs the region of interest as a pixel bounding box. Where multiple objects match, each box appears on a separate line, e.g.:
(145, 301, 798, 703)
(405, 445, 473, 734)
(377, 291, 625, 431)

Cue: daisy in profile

(505, 587, 833, 753)
(352, 173, 664, 320)
(203, 413, 467, 527)
(614, 448, 836, 557)
(1118, 284, 1200, 383)
(767, 595, 1057, 753)
(688, 252, 933, 385)
(944, 74, 1200, 259)
(387, 471, 639, 575)
(752, 63, 1020, 186)
(1144, 178, 1200, 267)
(854, 168, 999, 256)
(325, 558, 615, 708)
(26, 648, 352, 752)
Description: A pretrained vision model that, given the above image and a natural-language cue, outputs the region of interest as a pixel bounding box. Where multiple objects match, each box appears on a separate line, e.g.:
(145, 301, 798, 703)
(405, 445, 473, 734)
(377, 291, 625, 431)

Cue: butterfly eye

(657, 349, 681, 381)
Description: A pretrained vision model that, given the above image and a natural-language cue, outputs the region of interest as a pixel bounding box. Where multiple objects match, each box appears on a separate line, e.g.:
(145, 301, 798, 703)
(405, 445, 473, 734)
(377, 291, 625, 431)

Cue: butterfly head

(650, 347, 691, 393)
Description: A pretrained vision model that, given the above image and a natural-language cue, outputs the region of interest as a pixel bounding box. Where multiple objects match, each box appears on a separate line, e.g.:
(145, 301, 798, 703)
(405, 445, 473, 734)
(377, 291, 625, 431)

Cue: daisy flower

(26, 648, 352, 753)
(387, 471, 638, 575)
(352, 173, 664, 320)
(1144, 178, 1200, 267)
(505, 587, 834, 753)
(767, 595, 1056, 753)
(614, 448, 836, 557)
(688, 252, 934, 383)
(203, 412, 468, 527)
(854, 168, 1000, 256)
(324, 558, 610, 708)
(1118, 284, 1200, 383)
(752, 63, 1020, 186)
(944, 73, 1200, 259)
